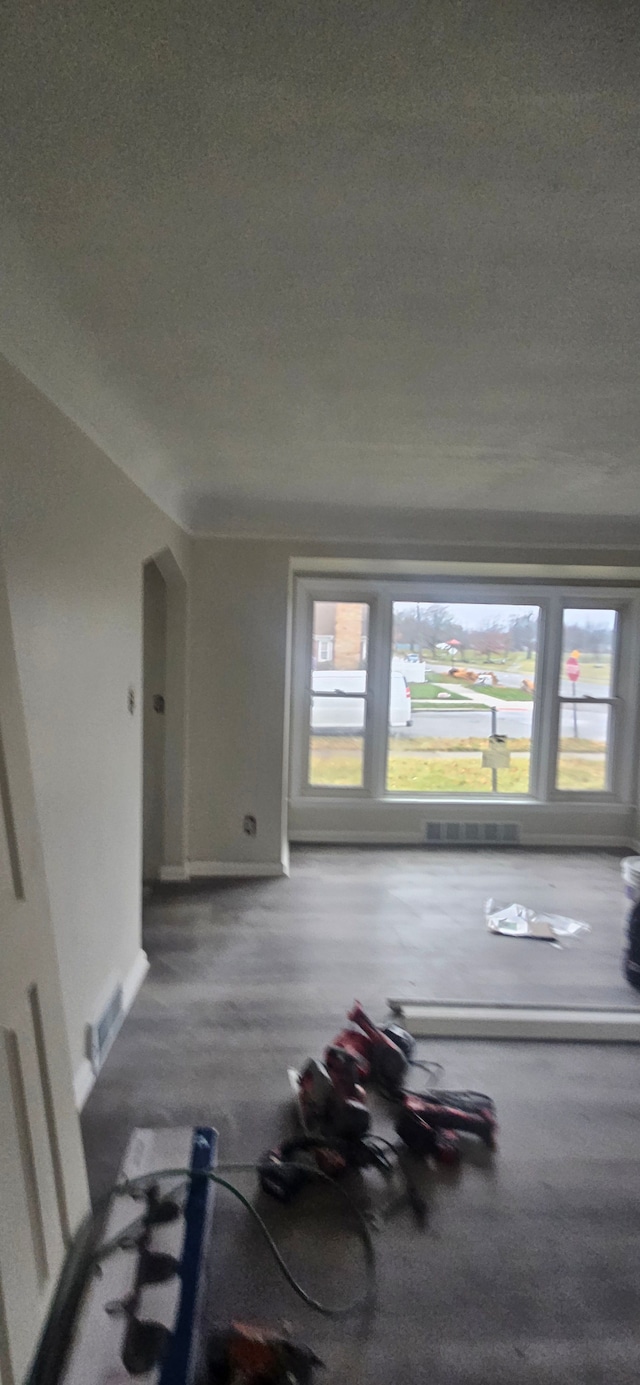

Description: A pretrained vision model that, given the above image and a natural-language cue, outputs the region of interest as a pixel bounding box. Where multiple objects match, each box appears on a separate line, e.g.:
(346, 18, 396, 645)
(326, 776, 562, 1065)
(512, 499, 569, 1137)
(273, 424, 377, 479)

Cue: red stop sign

(566, 656, 580, 683)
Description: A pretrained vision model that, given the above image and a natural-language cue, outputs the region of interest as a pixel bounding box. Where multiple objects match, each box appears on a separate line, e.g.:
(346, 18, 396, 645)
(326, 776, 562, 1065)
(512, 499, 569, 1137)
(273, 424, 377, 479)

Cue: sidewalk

(433, 682, 534, 711)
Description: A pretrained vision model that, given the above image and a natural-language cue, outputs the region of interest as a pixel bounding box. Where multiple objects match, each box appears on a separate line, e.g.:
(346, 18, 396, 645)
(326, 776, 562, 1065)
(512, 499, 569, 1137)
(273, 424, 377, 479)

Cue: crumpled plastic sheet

(485, 898, 591, 947)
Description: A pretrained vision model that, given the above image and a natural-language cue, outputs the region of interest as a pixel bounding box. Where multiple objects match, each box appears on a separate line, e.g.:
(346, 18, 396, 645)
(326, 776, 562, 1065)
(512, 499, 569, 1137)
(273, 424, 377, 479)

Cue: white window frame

(315, 636, 334, 663)
(290, 577, 640, 806)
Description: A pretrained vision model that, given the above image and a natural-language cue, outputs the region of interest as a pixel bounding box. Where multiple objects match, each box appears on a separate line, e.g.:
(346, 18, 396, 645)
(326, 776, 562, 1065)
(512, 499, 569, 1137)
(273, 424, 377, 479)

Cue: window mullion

(366, 592, 392, 798)
(534, 594, 563, 801)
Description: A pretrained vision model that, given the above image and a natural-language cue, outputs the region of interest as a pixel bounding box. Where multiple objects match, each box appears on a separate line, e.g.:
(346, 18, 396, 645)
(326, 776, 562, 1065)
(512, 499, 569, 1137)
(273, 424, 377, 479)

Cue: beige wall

(0, 356, 190, 1084)
(188, 539, 292, 868)
(188, 537, 640, 870)
(2, 348, 640, 1093)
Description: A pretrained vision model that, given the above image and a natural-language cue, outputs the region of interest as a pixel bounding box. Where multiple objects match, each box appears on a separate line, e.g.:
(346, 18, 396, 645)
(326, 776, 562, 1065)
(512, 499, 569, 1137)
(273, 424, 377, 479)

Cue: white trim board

(72, 1058, 96, 1110)
(388, 1001, 640, 1042)
(188, 860, 288, 878)
(289, 828, 637, 848)
(72, 947, 149, 1109)
(159, 863, 190, 882)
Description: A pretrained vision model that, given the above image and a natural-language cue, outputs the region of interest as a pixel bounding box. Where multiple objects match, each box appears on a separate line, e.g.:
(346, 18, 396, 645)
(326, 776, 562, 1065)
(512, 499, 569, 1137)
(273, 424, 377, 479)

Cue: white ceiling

(1, 1, 639, 537)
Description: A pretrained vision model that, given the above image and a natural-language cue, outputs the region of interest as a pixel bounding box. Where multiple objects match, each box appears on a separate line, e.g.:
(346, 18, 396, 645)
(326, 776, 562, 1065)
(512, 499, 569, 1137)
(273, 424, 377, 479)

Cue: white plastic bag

(485, 898, 590, 946)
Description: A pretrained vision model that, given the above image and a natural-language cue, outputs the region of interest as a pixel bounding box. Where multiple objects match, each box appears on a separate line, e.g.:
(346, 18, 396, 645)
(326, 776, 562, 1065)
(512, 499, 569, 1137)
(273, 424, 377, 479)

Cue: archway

(142, 547, 188, 882)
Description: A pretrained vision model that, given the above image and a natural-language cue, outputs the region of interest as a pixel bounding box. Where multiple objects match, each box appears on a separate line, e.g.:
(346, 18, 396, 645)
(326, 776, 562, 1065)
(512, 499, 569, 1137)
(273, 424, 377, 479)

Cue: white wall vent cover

(86, 982, 124, 1074)
(425, 821, 521, 846)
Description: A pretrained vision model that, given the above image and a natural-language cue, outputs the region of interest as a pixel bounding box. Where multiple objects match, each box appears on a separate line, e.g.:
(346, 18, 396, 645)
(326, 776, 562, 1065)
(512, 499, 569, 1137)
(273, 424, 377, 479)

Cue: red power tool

(328, 1001, 414, 1093)
(328, 1001, 498, 1167)
(396, 1089, 498, 1164)
(296, 1052, 370, 1142)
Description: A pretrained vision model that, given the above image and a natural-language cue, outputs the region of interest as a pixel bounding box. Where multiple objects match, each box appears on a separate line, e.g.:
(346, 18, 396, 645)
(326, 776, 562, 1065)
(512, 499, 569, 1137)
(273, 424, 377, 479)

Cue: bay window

(290, 579, 639, 809)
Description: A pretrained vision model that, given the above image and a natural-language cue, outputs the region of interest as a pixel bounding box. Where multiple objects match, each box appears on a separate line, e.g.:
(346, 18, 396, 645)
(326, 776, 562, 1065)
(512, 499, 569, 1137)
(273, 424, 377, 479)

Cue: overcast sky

(394, 603, 617, 630)
(393, 602, 538, 625)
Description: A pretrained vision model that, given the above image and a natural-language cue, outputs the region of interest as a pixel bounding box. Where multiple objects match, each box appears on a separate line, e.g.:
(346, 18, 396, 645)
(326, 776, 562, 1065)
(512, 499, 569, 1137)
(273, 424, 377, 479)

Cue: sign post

(566, 652, 580, 737)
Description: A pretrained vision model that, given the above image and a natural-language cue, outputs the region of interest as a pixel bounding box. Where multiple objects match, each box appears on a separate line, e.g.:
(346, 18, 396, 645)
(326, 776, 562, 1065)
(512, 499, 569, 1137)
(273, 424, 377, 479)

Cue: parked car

(311, 669, 412, 732)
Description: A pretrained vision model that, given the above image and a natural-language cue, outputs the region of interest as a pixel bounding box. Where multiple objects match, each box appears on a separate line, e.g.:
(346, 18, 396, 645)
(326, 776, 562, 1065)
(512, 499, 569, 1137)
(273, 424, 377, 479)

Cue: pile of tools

(259, 1001, 497, 1203)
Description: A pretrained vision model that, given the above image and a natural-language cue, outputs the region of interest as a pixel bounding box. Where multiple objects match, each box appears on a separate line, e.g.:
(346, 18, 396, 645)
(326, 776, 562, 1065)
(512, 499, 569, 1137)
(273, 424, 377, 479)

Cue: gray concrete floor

(82, 847, 640, 1384)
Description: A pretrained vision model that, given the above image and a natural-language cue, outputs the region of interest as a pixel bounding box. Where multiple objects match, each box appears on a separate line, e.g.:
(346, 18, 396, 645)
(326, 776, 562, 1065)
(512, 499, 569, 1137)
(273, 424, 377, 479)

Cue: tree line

(393, 605, 614, 663)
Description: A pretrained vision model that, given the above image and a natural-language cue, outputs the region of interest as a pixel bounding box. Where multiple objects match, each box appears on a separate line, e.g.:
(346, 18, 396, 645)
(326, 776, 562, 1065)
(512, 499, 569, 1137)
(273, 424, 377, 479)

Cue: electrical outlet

(243, 814, 257, 837)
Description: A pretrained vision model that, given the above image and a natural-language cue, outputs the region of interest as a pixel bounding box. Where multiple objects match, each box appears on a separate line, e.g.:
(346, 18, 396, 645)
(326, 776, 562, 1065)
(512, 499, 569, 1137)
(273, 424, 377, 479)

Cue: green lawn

(477, 686, 535, 702)
(411, 675, 533, 702)
(309, 735, 606, 792)
(414, 650, 613, 685)
(409, 681, 469, 703)
(386, 756, 532, 793)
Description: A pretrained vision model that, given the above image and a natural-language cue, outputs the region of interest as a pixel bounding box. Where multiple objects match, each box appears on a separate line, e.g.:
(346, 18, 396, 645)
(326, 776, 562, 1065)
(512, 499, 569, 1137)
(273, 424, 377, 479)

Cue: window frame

(291, 583, 382, 799)
(315, 635, 334, 664)
(549, 597, 630, 803)
(290, 577, 640, 806)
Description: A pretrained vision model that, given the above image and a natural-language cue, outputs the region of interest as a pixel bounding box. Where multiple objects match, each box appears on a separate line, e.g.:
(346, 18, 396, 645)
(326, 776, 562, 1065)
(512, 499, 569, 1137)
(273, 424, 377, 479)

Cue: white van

(311, 669, 412, 732)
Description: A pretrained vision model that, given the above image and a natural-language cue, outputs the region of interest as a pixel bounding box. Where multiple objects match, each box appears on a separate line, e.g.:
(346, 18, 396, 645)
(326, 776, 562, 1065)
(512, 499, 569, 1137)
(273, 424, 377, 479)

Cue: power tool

(295, 1053, 370, 1141)
(396, 1089, 498, 1162)
(328, 1001, 415, 1094)
(329, 1003, 498, 1166)
(263, 1002, 498, 1199)
(257, 1051, 374, 1201)
(207, 1322, 323, 1384)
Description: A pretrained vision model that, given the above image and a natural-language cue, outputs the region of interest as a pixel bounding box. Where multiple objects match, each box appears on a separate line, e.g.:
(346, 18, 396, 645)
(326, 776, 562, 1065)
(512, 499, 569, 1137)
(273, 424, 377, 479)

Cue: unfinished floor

(82, 847, 640, 1384)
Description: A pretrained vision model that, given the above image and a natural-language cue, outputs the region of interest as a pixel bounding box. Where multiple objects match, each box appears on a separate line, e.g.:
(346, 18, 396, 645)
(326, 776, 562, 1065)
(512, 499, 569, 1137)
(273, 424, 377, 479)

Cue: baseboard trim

(189, 860, 287, 878)
(159, 864, 190, 883)
(290, 829, 636, 849)
(389, 1000, 640, 1043)
(121, 947, 150, 1012)
(289, 830, 424, 845)
(73, 948, 149, 1110)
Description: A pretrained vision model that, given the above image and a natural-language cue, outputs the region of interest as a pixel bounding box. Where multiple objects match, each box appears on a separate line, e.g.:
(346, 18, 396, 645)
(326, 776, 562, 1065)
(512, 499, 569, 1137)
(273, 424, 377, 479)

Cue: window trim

(290, 577, 640, 807)
(550, 600, 631, 803)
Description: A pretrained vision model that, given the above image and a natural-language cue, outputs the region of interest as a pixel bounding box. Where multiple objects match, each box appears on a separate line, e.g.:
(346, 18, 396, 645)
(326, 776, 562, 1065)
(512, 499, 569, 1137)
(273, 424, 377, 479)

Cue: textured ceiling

(1, 1, 639, 535)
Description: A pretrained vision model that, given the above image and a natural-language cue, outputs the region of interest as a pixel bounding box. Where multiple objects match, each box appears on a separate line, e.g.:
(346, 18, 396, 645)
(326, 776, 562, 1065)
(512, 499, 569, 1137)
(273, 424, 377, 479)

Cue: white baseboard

(189, 860, 287, 878)
(121, 947, 150, 1012)
(289, 829, 424, 844)
(290, 829, 636, 848)
(390, 1000, 640, 1042)
(73, 948, 149, 1110)
(158, 863, 190, 882)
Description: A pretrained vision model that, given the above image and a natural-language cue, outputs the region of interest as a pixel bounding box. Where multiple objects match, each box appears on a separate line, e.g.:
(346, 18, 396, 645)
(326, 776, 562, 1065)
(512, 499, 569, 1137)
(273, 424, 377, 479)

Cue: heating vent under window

(424, 821, 521, 846)
(86, 983, 124, 1075)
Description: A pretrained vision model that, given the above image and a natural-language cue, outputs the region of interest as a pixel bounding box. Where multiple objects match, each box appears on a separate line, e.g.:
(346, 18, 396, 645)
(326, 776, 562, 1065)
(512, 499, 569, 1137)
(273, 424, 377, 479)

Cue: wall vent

(86, 983, 123, 1075)
(425, 822, 521, 846)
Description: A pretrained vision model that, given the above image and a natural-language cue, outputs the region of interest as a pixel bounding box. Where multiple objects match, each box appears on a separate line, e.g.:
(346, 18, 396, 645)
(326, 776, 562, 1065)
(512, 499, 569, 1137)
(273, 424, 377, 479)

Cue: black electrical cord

(98, 1164, 376, 1319)
(26, 1157, 377, 1383)
(362, 1136, 428, 1226)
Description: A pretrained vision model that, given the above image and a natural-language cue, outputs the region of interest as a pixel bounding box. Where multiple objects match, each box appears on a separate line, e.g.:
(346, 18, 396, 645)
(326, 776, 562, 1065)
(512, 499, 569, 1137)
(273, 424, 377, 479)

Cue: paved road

(395, 703, 609, 740)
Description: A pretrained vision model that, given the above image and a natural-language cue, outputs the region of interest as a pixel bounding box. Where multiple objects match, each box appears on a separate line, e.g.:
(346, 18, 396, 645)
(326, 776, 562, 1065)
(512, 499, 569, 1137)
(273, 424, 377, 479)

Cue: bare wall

(188, 538, 640, 870)
(0, 356, 190, 1083)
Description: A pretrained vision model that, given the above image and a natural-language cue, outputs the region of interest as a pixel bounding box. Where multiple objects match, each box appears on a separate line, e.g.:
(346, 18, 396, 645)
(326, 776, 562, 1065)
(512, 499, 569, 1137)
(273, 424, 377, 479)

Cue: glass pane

(387, 602, 539, 793)
(309, 602, 369, 787)
(312, 601, 368, 671)
(309, 733, 364, 787)
(556, 703, 610, 792)
(560, 609, 617, 697)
